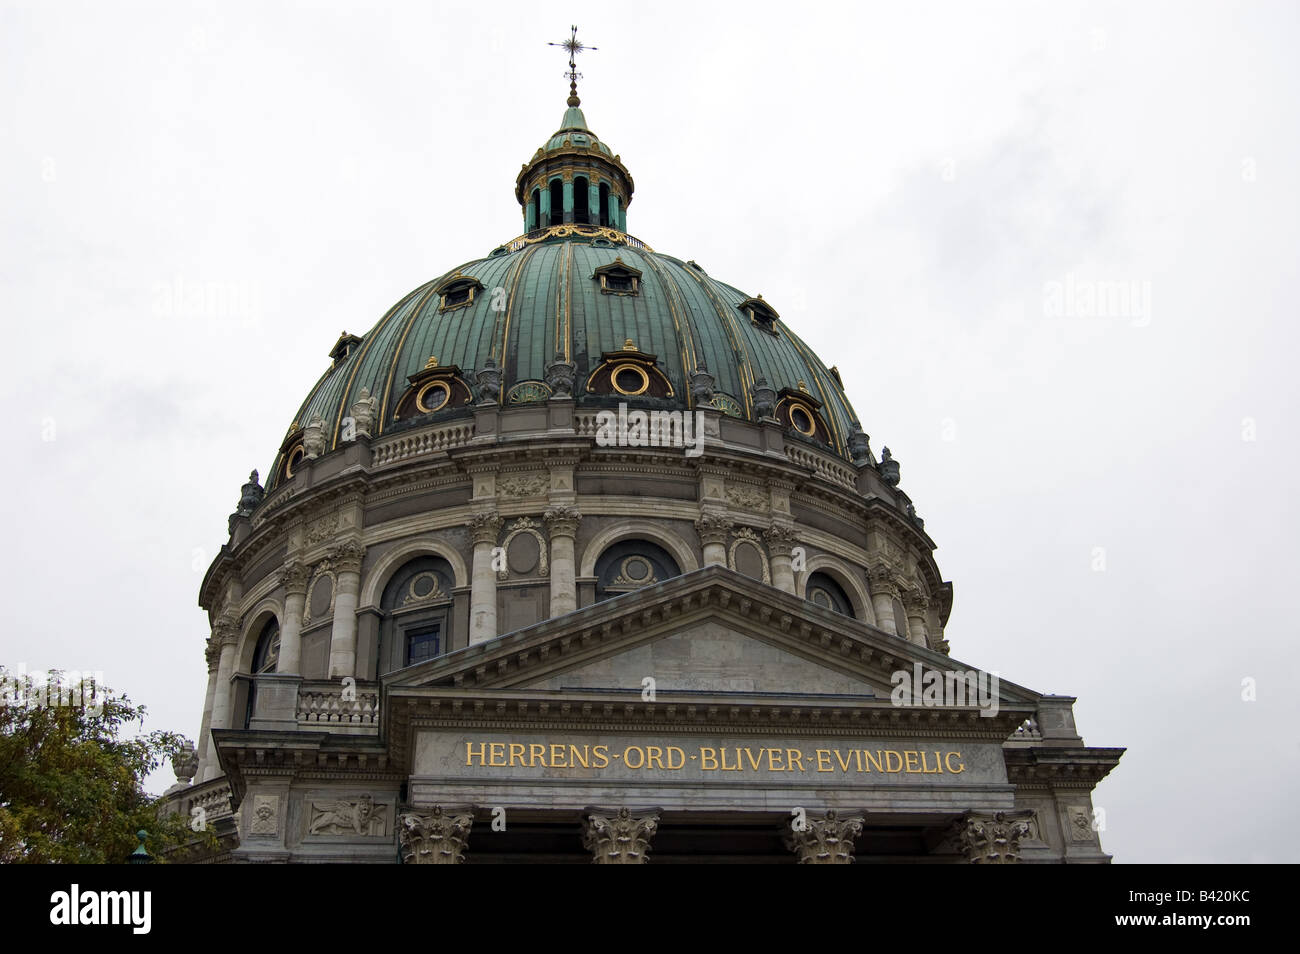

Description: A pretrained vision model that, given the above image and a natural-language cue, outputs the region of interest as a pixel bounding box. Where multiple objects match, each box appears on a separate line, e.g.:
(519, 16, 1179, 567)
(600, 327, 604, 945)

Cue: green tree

(0, 667, 204, 863)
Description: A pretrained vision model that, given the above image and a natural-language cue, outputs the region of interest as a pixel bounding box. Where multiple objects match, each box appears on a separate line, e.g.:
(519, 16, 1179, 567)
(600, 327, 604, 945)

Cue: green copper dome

(270, 101, 867, 488)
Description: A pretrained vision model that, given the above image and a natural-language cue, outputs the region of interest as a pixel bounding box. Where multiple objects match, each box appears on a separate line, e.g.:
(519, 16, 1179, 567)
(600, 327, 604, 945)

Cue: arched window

(377, 556, 456, 673)
(805, 572, 856, 619)
(253, 618, 281, 673)
(599, 182, 610, 227)
(549, 179, 564, 226)
(594, 540, 681, 602)
(244, 617, 281, 728)
(530, 188, 541, 231)
(574, 175, 590, 223)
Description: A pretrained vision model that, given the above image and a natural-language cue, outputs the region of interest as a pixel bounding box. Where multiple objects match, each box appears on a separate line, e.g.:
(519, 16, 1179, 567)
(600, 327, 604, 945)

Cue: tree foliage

(0, 667, 202, 863)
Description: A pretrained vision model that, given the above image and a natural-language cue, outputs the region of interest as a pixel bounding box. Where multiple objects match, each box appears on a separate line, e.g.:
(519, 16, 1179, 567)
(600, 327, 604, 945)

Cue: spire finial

(549, 25, 597, 108)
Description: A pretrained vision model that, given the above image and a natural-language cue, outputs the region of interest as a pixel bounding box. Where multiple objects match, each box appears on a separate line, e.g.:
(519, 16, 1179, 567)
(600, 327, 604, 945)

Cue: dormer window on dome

(593, 258, 641, 296)
(436, 273, 484, 313)
(587, 340, 674, 399)
(394, 356, 475, 420)
(328, 332, 363, 368)
(741, 296, 780, 337)
(776, 384, 831, 444)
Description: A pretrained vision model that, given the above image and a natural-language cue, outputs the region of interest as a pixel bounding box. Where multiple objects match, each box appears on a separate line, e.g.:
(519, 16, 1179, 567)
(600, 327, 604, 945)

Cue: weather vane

(549, 25, 596, 107)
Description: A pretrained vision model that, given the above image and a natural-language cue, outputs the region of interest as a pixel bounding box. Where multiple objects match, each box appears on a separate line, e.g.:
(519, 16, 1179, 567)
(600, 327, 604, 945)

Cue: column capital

(212, 615, 239, 648)
(954, 810, 1035, 864)
(763, 522, 799, 557)
(543, 506, 583, 538)
(901, 589, 929, 615)
(694, 512, 732, 548)
(581, 807, 660, 864)
(278, 560, 310, 597)
(784, 810, 864, 864)
(398, 806, 475, 864)
(204, 637, 222, 670)
(326, 540, 366, 574)
(469, 511, 503, 545)
(866, 561, 902, 595)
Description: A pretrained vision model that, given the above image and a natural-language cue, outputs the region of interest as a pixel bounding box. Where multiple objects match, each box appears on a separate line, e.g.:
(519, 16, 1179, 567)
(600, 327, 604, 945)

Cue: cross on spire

(549, 25, 596, 108)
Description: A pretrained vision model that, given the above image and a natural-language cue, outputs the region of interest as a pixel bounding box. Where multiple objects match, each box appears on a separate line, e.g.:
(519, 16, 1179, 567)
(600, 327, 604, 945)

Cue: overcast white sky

(3, 0, 1296, 863)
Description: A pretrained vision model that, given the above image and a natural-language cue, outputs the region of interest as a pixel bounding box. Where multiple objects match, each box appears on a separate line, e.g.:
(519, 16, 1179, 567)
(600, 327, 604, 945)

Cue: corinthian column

(544, 506, 582, 618)
(695, 513, 731, 568)
(582, 807, 661, 864)
(764, 523, 799, 594)
(902, 592, 930, 648)
(327, 542, 365, 678)
(867, 566, 900, 635)
(954, 811, 1035, 864)
(784, 810, 865, 864)
(469, 512, 502, 645)
(398, 806, 474, 864)
(277, 561, 309, 674)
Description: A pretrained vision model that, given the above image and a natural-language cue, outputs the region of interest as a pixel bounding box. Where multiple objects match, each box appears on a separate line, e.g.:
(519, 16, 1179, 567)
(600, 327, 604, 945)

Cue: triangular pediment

(382, 566, 1041, 709)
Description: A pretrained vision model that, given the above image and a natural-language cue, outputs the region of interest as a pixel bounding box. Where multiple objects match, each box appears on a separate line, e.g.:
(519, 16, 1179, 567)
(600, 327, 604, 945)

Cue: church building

(163, 31, 1123, 863)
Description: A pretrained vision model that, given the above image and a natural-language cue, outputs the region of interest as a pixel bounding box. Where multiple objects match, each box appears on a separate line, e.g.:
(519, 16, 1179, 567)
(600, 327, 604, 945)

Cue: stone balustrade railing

(371, 422, 475, 467)
(297, 680, 380, 731)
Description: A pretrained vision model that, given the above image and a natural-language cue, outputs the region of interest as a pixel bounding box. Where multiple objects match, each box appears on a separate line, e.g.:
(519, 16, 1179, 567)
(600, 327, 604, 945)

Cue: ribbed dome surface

(275, 231, 863, 485)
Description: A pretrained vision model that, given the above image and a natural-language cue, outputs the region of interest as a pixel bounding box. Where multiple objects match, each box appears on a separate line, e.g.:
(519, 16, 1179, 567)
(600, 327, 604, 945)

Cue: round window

(790, 404, 816, 436)
(612, 363, 649, 395)
(285, 445, 305, 478)
(416, 380, 451, 413)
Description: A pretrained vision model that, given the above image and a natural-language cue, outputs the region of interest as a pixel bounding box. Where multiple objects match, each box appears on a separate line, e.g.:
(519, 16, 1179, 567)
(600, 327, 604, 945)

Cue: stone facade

(167, 73, 1124, 864)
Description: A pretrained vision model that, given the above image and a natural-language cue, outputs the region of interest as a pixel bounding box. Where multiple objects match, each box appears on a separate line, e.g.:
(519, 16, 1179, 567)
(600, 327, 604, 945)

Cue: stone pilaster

(398, 806, 474, 864)
(764, 523, 799, 594)
(784, 810, 864, 864)
(582, 807, 660, 864)
(326, 541, 366, 678)
(544, 506, 582, 617)
(276, 561, 309, 675)
(695, 513, 731, 568)
(469, 512, 502, 644)
(203, 615, 239, 781)
(954, 811, 1035, 864)
(195, 636, 221, 782)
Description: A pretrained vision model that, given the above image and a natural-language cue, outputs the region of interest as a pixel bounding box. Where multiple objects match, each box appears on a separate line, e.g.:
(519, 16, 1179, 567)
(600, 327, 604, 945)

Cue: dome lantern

(516, 26, 634, 233)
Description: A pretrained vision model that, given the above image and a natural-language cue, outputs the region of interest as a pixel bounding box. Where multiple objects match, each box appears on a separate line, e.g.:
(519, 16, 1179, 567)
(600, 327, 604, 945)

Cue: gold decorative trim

(610, 363, 650, 396)
(415, 380, 451, 414)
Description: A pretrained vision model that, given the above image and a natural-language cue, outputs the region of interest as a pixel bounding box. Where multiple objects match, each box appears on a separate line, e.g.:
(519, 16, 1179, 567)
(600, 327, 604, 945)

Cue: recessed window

(405, 625, 441, 667)
(741, 296, 780, 336)
(790, 404, 816, 436)
(416, 380, 451, 413)
(253, 618, 281, 674)
(612, 363, 650, 395)
(285, 445, 305, 478)
(444, 287, 470, 308)
(593, 258, 642, 296)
